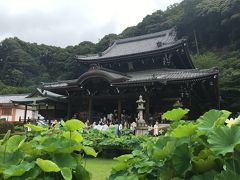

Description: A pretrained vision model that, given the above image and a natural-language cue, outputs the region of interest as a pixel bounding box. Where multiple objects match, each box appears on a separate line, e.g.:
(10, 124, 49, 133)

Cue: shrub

(11, 121, 24, 126)
(0, 121, 14, 134)
(82, 128, 147, 158)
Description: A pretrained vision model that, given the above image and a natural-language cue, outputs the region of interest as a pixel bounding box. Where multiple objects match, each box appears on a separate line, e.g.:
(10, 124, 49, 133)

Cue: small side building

(0, 94, 33, 121)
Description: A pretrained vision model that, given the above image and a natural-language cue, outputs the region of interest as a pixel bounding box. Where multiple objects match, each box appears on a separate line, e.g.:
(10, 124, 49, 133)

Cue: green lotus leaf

(197, 110, 228, 132)
(114, 154, 134, 162)
(214, 170, 240, 180)
(172, 143, 192, 175)
(136, 161, 155, 174)
(115, 175, 138, 180)
(74, 163, 91, 180)
(0, 130, 11, 145)
(6, 135, 26, 152)
(64, 119, 85, 131)
(3, 161, 34, 178)
(153, 140, 176, 159)
(53, 154, 77, 169)
(63, 131, 83, 142)
(162, 108, 189, 121)
(192, 154, 216, 173)
(208, 125, 240, 155)
(225, 157, 240, 172)
(36, 158, 60, 172)
(190, 170, 217, 180)
(61, 120, 66, 127)
(171, 123, 197, 138)
(82, 146, 97, 157)
(15, 166, 41, 180)
(61, 167, 72, 180)
(112, 162, 128, 171)
(221, 110, 232, 120)
(24, 124, 47, 131)
(39, 137, 58, 152)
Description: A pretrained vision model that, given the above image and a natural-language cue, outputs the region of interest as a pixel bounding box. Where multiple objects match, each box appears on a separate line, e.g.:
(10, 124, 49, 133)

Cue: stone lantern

(31, 101, 39, 121)
(136, 95, 148, 135)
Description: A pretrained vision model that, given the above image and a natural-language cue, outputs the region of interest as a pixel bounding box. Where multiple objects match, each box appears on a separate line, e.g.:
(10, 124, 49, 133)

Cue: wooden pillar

(67, 97, 71, 119)
(145, 95, 150, 124)
(46, 104, 51, 125)
(24, 105, 27, 124)
(88, 97, 92, 122)
(117, 98, 122, 122)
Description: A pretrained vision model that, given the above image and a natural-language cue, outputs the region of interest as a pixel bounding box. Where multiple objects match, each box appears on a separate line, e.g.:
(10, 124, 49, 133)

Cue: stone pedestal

(136, 95, 148, 135)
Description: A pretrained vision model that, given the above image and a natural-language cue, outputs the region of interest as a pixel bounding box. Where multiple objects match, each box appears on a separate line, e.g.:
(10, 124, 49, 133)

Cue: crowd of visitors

(34, 111, 167, 136)
(83, 117, 138, 136)
(82, 116, 167, 137)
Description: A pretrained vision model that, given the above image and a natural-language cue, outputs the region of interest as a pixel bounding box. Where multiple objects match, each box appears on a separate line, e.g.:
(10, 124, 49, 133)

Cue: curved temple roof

(42, 67, 218, 90)
(77, 28, 180, 62)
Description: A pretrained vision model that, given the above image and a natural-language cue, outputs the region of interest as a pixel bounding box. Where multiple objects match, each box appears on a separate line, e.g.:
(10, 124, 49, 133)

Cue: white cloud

(0, 0, 182, 47)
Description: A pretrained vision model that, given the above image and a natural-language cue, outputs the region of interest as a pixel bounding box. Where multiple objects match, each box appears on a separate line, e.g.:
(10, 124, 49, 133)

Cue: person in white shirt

(102, 124, 109, 131)
(130, 121, 137, 134)
(118, 122, 123, 135)
(153, 121, 159, 136)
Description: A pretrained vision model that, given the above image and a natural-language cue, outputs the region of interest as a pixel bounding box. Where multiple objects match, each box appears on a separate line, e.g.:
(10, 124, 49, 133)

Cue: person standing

(115, 122, 120, 137)
(153, 121, 159, 136)
(130, 121, 137, 135)
(119, 122, 123, 135)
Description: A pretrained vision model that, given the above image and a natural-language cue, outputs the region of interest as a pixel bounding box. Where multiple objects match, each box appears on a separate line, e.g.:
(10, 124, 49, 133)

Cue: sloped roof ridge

(100, 27, 176, 56)
(126, 67, 218, 75)
(115, 28, 175, 44)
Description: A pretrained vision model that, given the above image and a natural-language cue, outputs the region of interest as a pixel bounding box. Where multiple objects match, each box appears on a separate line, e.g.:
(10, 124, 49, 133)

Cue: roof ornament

(89, 64, 100, 70)
(116, 88, 120, 94)
(152, 74, 157, 80)
(98, 52, 103, 57)
(86, 89, 91, 95)
(156, 41, 163, 48)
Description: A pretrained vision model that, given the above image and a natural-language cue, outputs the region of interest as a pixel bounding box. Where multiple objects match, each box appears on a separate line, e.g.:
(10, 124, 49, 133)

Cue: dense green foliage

(109, 108, 240, 180)
(0, 120, 14, 134)
(192, 51, 240, 112)
(0, 119, 96, 179)
(0, 0, 240, 110)
(82, 128, 147, 158)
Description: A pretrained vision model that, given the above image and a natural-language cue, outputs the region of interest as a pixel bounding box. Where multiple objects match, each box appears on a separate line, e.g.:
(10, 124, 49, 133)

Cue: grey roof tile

(42, 68, 218, 89)
(113, 68, 218, 85)
(77, 28, 178, 61)
(0, 94, 29, 103)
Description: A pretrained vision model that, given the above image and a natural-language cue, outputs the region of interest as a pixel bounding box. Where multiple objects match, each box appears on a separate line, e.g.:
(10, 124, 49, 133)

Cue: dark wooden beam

(144, 95, 150, 123)
(67, 97, 71, 119)
(88, 96, 92, 122)
(117, 98, 122, 121)
(24, 105, 27, 124)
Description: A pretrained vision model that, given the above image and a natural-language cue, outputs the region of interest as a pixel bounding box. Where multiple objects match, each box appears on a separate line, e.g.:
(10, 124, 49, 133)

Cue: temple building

(15, 28, 219, 123)
(0, 94, 33, 121)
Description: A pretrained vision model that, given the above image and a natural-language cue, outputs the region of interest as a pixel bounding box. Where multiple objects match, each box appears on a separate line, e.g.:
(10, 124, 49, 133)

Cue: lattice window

(2, 108, 12, 115)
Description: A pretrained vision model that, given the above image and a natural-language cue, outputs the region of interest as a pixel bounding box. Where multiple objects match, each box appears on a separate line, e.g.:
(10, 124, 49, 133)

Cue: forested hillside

(0, 0, 240, 111)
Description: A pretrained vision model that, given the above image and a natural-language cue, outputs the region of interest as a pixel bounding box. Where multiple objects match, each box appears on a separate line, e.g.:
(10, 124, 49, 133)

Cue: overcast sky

(0, 0, 182, 47)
